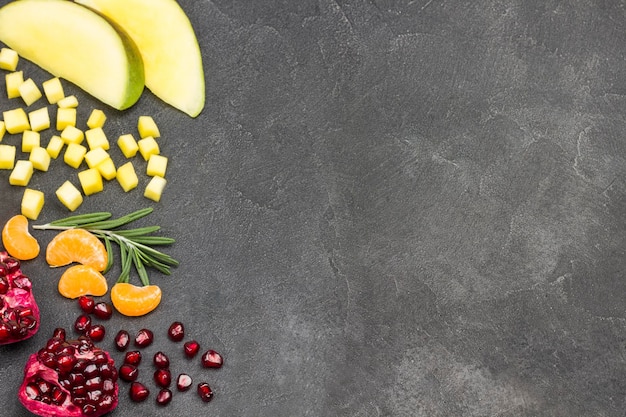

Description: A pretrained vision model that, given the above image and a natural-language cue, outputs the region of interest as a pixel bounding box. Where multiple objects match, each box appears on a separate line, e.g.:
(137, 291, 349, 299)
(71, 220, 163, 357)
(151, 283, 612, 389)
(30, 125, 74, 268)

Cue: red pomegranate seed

(134, 329, 154, 348)
(86, 324, 106, 342)
(74, 315, 92, 334)
(52, 327, 66, 341)
(167, 321, 185, 342)
(153, 351, 170, 369)
(114, 330, 130, 351)
(77, 296, 95, 314)
(92, 302, 113, 320)
(183, 340, 200, 358)
(129, 381, 150, 402)
(156, 388, 173, 406)
(197, 382, 213, 402)
(176, 373, 192, 391)
(201, 349, 223, 368)
(119, 364, 139, 382)
(154, 369, 171, 388)
(124, 351, 142, 366)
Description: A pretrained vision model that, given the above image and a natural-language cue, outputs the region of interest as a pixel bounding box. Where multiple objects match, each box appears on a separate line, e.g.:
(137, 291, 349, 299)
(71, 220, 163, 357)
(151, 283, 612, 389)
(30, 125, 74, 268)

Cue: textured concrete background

(1, 0, 626, 416)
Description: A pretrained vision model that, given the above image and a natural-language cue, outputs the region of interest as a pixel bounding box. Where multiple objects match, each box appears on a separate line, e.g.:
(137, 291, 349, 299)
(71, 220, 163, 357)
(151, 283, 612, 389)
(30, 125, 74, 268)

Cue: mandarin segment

(111, 283, 162, 316)
(58, 264, 108, 299)
(2, 214, 40, 260)
(46, 228, 108, 271)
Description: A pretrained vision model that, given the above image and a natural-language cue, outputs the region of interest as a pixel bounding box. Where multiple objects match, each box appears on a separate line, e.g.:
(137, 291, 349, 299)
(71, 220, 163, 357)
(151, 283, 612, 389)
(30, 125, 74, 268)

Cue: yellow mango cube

(9, 160, 33, 186)
(21, 188, 45, 220)
(3, 108, 30, 134)
(0, 121, 5, 142)
(85, 127, 109, 150)
(78, 168, 103, 196)
(6, 71, 23, 99)
(55, 181, 83, 212)
(28, 107, 50, 132)
(96, 157, 116, 180)
(137, 116, 160, 138)
(18, 78, 42, 106)
(116, 161, 138, 192)
(117, 134, 138, 158)
(29, 146, 51, 171)
(87, 109, 106, 129)
(56, 107, 76, 130)
(64, 143, 87, 169)
(0, 48, 19, 71)
(146, 154, 168, 177)
(42, 77, 64, 104)
(46, 135, 64, 159)
(144, 176, 167, 202)
(21, 130, 40, 153)
(137, 136, 159, 161)
(0, 144, 16, 169)
(84, 147, 109, 169)
(60, 126, 84, 145)
(57, 95, 78, 108)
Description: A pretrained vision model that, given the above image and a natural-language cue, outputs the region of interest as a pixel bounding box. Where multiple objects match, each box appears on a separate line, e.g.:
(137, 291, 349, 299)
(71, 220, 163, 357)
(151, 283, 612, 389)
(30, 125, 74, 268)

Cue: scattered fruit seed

(73, 314, 91, 334)
(85, 324, 106, 342)
(124, 350, 142, 366)
(119, 364, 139, 382)
(114, 329, 130, 351)
(197, 382, 213, 402)
(167, 321, 184, 342)
(153, 351, 170, 369)
(129, 381, 150, 402)
(156, 388, 173, 406)
(92, 302, 113, 320)
(153, 368, 171, 388)
(52, 327, 66, 341)
(77, 295, 95, 314)
(176, 373, 192, 391)
(183, 340, 200, 358)
(134, 328, 154, 347)
(201, 349, 223, 368)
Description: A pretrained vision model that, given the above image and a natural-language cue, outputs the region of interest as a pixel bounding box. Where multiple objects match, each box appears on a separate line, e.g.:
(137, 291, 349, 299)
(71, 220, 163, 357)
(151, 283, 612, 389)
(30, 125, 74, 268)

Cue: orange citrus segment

(111, 283, 161, 316)
(46, 228, 108, 271)
(2, 214, 40, 260)
(58, 264, 108, 299)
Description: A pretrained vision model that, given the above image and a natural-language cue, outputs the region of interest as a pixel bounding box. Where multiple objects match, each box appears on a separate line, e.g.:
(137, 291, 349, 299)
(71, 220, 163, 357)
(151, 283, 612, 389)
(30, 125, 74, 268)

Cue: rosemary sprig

(33, 208, 178, 284)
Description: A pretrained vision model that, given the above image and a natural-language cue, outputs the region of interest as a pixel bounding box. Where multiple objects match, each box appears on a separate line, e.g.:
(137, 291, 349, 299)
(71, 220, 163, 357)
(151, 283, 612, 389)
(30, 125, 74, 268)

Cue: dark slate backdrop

(1, 0, 626, 416)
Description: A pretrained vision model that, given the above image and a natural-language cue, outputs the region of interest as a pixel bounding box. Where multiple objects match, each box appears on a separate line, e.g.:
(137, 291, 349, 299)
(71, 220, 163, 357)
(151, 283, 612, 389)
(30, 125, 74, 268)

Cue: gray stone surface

(1, 0, 626, 416)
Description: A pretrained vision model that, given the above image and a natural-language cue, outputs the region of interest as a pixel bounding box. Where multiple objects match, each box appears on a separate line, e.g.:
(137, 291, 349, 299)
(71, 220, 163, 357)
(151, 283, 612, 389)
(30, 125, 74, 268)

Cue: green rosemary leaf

(80, 208, 154, 230)
(43, 212, 112, 227)
(119, 244, 133, 284)
(103, 236, 113, 274)
(113, 226, 161, 237)
(132, 249, 150, 286)
(137, 251, 173, 275)
(128, 236, 175, 245)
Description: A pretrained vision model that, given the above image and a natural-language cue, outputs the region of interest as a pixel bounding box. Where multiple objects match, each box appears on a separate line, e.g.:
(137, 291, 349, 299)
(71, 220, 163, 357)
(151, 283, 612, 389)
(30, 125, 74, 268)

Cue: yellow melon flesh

(0, 0, 144, 110)
(76, 0, 205, 117)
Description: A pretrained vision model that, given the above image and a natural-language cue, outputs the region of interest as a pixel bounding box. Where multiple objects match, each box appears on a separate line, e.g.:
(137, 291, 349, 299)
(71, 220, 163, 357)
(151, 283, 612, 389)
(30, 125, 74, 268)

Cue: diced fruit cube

(57, 95, 78, 108)
(96, 157, 116, 180)
(0, 47, 18, 71)
(87, 109, 107, 129)
(116, 161, 138, 192)
(3, 108, 30, 134)
(146, 154, 168, 177)
(56, 180, 83, 211)
(0, 120, 5, 142)
(42, 77, 65, 104)
(85, 147, 109, 168)
(46, 135, 64, 158)
(64, 143, 87, 169)
(28, 107, 50, 132)
(18, 78, 42, 106)
(78, 168, 103, 195)
(29, 146, 51, 171)
(85, 127, 109, 150)
(56, 107, 76, 130)
(21, 130, 40, 153)
(0, 144, 16, 169)
(21, 188, 45, 220)
(117, 133, 138, 158)
(5, 71, 23, 99)
(144, 176, 166, 202)
(137, 115, 160, 138)
(137, 136, 159, 161)
(9, 160, 33, 186)
(60, 125, 84, 145)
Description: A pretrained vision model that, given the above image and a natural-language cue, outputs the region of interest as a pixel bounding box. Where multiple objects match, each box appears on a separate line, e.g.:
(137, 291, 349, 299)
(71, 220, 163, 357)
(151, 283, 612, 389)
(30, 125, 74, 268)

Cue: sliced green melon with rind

(76, 0, 205, 117)
(0, 0, 144, 111)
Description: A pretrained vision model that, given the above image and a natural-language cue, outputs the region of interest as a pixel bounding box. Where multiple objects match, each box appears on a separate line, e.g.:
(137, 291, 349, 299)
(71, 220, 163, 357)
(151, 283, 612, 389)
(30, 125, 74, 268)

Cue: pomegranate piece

(77, 296, 95, 314)
(167, 321, 185, 342)
(156, 388, 173, 406)
(183, 340, 200, 358)
(176, 373, 192, 391)
(134, 329, 154, 348)
(201, 349, 223, 368)
(18, 333, 118, 417)
(113, 330, 130, 351)
(0, 252, 40, 345)
(92, 302, 112, 320)
(118, 364, 139, 382)
(74, 315, 92, 334)
(154, 369, 172, 388)
(197, 382, 213, 402)
(129, 382, 150, 402)
(86, 324, 106, 342)
(124, 350, 142, 366)
(153, 351, 170, 369)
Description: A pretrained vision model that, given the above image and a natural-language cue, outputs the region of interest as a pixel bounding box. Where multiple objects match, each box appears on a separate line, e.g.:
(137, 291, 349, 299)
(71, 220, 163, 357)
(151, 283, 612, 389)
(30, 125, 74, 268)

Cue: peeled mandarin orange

(111, 283, 161, 316)
(2, 214, 40, 260)
(46, 228, 108, 271)
(58, 264, 108, 299)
